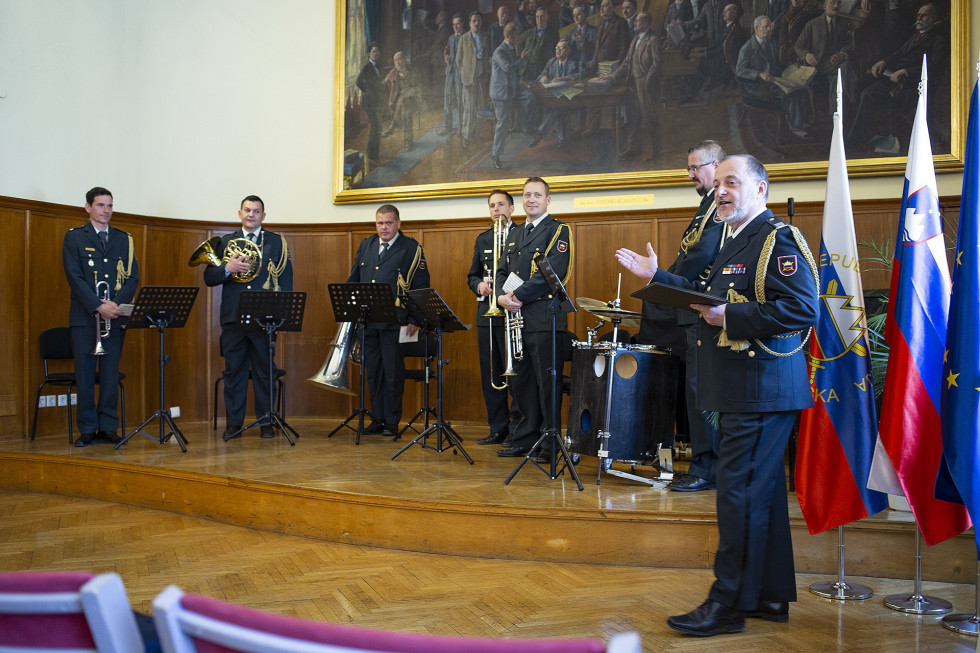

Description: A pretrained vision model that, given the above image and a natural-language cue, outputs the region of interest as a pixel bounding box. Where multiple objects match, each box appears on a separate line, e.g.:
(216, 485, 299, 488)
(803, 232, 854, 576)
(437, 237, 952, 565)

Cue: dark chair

(399, 333, 438, 438)
(212, 369, 285, 430)
(31, 327, 126, 444)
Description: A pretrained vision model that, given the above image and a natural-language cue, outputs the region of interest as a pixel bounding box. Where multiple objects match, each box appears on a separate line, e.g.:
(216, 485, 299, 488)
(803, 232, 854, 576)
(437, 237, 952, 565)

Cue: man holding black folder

(617, 154, 817, 636)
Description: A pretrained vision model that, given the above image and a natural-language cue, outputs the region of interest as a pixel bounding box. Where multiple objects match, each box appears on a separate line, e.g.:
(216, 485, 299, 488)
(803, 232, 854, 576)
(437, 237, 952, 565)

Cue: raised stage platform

(0, 419, 973, 583)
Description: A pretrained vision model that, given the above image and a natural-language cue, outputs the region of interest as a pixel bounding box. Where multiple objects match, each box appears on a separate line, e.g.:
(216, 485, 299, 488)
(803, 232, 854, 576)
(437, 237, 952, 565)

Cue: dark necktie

(380, 242, 389, 261)
(246, 232, 256, 243)
(526, 224, 535, 239)
(98, 230, 108, 248)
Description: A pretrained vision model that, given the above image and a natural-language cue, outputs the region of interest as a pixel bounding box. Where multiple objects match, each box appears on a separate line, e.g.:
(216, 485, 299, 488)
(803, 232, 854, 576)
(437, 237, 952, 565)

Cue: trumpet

(92, 276, 110, 356)
(486, 217, 523, 389)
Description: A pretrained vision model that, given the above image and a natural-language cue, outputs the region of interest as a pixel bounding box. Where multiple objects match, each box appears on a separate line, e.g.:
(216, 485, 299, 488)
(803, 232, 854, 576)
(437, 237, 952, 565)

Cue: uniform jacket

(516, 26, 559, 80)
(456, 30, 491, 87)
(467, 222, 521, 327)
(653, 210, 818, 413)
(495, 215, 573, 332)
(63, 223, 140, 328)
(347, 232, 430, 329)
(490, 40, 522, 101)
(203, 229, 294, 326)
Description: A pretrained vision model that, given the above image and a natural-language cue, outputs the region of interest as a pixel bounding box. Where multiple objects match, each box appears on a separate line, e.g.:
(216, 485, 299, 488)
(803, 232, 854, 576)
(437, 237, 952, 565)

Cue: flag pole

(808, 525, 873, 600)
(883, 529, 953, 614)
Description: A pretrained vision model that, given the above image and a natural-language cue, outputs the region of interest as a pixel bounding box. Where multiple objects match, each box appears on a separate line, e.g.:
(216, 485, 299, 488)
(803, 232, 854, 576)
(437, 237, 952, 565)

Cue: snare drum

(566, 343, 678, 462)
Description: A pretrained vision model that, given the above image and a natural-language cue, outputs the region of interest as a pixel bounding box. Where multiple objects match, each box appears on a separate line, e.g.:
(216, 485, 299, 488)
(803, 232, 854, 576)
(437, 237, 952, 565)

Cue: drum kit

(566, 286, 678, 487)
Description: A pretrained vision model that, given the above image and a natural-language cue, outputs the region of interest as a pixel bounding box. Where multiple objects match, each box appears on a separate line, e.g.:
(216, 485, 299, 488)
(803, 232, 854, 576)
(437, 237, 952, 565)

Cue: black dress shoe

(364, 421, 385, 434)
(477, 432, 507, 445)
(73, 432, 96, 447)
(223, 426, 243, 440)
(491, 155, 502, 170)
(500, 437, 513, 448)
(667, 599, 744, 636)
(97, 430, 121, 444)
(746, 601, 789, 623)
(260, 425, 275, 439)
(497, 447, 529, 457)
(381, 427, 397, 438)
(667, 474, 715, 492)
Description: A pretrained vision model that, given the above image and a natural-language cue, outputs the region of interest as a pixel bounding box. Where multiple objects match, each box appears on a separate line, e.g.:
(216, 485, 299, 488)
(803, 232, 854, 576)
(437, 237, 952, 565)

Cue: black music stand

(391, 289, 473, 463)
(116, 286, 198, 452)
(326, 282, 398, 444)
(505, 254, 583, 490)
(224, 291, 306, 444)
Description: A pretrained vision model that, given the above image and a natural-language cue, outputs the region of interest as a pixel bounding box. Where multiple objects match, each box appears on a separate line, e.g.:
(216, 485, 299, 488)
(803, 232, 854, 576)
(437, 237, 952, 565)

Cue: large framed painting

(333, 0, 966, 204)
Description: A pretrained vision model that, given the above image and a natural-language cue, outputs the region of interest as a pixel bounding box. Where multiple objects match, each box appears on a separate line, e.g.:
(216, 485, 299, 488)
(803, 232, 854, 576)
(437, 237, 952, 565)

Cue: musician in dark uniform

(347, 204, 430, 437)
(204, 195, 293, 440)
(636, 140, 726, 492)
(617, 155, 817, 635)
(62, 187, 139, 446)
(467, 189, 522, 446)
(495, 177, 573, 460)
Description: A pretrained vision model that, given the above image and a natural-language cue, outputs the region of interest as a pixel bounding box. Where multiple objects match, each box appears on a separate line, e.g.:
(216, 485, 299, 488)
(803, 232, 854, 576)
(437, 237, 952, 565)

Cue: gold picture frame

(333, 0, 967, 204)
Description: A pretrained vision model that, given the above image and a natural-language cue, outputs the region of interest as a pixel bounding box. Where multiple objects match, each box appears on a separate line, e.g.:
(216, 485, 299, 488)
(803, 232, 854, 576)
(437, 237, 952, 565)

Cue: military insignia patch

(712, 214, 723, 223)
(778, 255, 798, 276)
(556, 240, 568, 253)
(722, 263, 745, 275)
(419, 260, 427, 269)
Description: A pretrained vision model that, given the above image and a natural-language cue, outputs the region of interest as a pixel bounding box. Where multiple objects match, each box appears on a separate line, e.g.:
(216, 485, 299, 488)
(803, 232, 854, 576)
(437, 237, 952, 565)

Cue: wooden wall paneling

(134, 224, 213, 423)
(280, 231, 354, 419)
(27, 212, 89, 438)
(0, 209, 27, 436)
(418, 225, 487, 424)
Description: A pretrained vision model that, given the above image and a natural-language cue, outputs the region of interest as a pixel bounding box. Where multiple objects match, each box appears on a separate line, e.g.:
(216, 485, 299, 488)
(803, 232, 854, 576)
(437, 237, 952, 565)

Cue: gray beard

(720, 204, 747, 225)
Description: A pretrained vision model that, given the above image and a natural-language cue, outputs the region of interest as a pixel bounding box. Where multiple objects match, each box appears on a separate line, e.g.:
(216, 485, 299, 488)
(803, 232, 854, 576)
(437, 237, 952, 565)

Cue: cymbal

(576, 297, 641, 328)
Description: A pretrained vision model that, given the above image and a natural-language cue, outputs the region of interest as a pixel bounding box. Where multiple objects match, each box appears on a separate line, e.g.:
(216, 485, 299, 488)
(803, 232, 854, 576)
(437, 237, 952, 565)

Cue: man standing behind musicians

(347, 205, 430, 438)
(496, 177, 573, 461)
(63, 187, 139, 446)
(205, 196, 293, 441)
(467, 189, 522, 447)
(617, 155, 817, 635)
(637, 140, 726, 492)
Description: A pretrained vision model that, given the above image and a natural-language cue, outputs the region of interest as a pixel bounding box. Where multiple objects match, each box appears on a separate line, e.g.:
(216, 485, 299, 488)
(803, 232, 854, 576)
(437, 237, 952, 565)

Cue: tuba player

(62, 187, 139, 446)
(204, 195, 293, 441)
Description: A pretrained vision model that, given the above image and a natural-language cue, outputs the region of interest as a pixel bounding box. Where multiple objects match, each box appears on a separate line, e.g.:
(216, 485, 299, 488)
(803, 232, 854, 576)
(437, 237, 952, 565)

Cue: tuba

(306, 321, 359, 395)
(188, 235, 263, 283)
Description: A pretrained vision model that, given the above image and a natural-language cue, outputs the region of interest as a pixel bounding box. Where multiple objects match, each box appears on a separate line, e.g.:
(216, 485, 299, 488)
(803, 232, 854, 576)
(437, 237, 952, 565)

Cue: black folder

(630, 282, 728, 312)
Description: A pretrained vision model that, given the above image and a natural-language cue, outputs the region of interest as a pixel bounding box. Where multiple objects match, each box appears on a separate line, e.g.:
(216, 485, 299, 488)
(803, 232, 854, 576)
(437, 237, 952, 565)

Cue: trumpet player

(495, 177, 573, 460)
(204, 195, 293, 441)
(62, 187, 138, 447)
(466, 189, 522, 447)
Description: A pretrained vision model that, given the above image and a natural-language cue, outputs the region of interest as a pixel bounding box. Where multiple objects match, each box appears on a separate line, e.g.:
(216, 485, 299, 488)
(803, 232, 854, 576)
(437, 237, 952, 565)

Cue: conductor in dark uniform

(62, 187, 139, 446)
(467, 189, 522, 446)
(637, 140, 726, 492)
(347, 204, 430, 437)
(617, 155, 818, 636)
(356, 42, 384, 164)
(495, 177, 573, 460)
(204, 195, 293, 440)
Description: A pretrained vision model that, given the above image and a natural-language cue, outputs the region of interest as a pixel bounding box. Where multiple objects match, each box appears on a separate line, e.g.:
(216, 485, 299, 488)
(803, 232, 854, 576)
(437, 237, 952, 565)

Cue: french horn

(188, 235, 263, 283)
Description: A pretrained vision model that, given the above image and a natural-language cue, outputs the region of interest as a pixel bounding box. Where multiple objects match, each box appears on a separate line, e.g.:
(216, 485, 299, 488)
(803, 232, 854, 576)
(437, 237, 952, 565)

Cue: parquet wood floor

(0, 488, 974, 652)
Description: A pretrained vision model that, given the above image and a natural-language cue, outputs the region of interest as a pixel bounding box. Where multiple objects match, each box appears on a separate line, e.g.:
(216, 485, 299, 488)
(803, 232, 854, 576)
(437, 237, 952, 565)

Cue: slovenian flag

(868, 55, 971, 546)
(935, 73, 980, 554)
(796, 73, 887, 534)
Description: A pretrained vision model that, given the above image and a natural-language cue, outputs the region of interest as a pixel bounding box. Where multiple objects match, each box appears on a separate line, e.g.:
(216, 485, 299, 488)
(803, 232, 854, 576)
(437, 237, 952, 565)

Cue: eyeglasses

(687, 161, 715, 174)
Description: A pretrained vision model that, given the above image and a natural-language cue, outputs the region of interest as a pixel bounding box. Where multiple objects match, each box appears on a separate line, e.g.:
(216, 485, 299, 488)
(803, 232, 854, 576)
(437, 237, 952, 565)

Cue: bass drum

(566, 343, 679, 463)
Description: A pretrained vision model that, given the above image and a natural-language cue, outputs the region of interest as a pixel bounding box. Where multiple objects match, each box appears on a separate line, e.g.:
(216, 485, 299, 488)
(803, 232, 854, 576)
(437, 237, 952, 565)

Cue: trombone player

(203, 195, 292, 441)
(466, 189, 522, 446)
(62, 187, 139, 447)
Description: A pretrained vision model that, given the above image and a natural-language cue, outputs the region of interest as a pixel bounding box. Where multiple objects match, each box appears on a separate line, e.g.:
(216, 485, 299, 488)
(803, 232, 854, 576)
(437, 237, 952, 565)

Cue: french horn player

(62, 187, 139, 447)
(466, 189, 522, 447)
(196, 195, 292, 441)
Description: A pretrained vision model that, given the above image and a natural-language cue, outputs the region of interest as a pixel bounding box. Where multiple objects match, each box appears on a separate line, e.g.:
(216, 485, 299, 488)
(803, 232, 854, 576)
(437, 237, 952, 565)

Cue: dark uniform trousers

(63, 223, 139, 434)
(653, 209, 817, 610)
(347, 232, 430, 428)
(204, 229, 293, 429)
(495, 215, 573, 451)
(467, 224, 522, 436)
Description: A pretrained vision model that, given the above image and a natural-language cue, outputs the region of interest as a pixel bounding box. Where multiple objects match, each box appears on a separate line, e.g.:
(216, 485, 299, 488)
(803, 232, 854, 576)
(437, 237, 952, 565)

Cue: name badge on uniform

(722, 263, 745, 275)
(778, 255, 798, 276)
